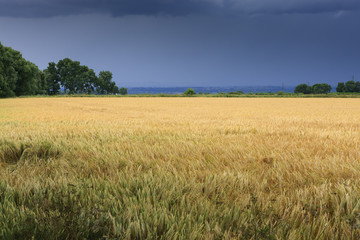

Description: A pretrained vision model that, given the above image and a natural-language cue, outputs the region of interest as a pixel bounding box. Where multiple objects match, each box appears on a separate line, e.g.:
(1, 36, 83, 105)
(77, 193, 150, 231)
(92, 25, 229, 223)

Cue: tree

(14, 60, 42, 96)
(1, 42, 121, 98)
(184, 88, 196, 95)
(0, 42, 18, 97)
(336, 82, 345, 93)
(56, 58, 77, 94)
(312, 83, 331, 94)
(76, 66, 97, 94)
(113, 86, 120, 94)
(44, 62, 60, 95)
(119, 87, 128, 95)
(344, 81, 356, 92)
(0, 42, 45, 98)
(37, 71, 47, 95)
(355, 81, 360, 92)
(294, 84, 313, 94)
(97, 71, 115, 94)
(56, 58, 92, 94)
(48, 59, 118, 95)
(83, 68, 97, 94)
(96, 71, 120, 94)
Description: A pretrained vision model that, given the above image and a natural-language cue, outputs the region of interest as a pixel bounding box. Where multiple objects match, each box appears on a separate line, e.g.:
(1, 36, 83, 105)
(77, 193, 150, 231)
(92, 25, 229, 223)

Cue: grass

(0, 97, 360, 239)
(15, 92, 360, 98)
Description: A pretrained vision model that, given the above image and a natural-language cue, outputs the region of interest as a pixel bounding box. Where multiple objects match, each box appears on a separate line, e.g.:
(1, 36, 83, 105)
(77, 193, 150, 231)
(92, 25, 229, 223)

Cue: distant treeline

(294, 81, 360, 94)
(0, 42, 126, 98)
(336, 81, 360, 93)
(294, 83, 332, 94)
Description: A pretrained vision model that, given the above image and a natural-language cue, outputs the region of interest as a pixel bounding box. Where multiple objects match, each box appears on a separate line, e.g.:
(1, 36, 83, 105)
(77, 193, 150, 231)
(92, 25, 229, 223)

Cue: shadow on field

(0, 140, 62, 164)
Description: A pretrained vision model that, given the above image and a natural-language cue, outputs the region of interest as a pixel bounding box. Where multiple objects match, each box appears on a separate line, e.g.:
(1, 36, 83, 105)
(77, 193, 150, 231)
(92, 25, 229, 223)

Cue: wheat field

(1, 97, 360, 239)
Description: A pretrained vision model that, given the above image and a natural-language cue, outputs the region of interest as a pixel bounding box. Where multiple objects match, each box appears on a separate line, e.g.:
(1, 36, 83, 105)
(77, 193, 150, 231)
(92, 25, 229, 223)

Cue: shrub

(119, 87, 128, 95)
(312, 83, 331, 94)
(184, 88, 196, 95)
(294, 84, 313, 94)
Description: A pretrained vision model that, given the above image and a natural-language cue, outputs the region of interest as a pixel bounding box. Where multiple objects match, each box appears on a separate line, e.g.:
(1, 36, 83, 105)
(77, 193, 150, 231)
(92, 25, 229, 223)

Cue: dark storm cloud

(1, 0, 360, 18)
(0, 0, 218, 17)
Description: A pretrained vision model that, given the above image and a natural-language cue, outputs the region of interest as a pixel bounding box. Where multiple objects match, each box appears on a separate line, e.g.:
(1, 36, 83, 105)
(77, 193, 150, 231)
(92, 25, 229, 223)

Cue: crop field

(1, 98, 360, 239)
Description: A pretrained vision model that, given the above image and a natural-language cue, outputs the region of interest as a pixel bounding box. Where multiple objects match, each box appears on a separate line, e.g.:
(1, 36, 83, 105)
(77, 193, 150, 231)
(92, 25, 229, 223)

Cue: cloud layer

(0, 0, 359, 18)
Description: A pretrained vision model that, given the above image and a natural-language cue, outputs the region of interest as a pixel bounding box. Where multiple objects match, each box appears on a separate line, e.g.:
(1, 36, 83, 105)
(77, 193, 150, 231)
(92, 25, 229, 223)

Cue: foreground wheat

(0, 97, 360, 239)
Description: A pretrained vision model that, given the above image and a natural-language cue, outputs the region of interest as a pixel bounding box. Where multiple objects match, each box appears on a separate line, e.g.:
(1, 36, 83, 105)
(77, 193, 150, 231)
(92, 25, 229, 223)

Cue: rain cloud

(0, 0, 359, 18)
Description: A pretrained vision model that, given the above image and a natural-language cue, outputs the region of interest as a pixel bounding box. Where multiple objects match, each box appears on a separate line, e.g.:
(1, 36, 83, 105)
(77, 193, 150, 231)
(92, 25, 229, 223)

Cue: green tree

(76, 66, 97, 94)
(37, 71, 47, 95)
(184, 88, 196, 95)
(44, 62, 60, 95)
(294, 84, 313, 94)
(119, 87, 128, 95)
(14, 61, 42, 96)
(336, 82, 345, 93)
(83, 68, 97, 94)
(0, 43, 17, 97)
(1, 42, 121, 98)
(57, 58, 77, 94)
(343, 80, 360, 93)
(52, 58, 110, 95)
(312, 83, 331, 94)
(113, 86, 120, 94)
(96, 71, 119, 94)
(97, 71, 112, 94)
(355, 81, 360, 92)
(0, 42, 44, 97)
(345, 81, 356, 92)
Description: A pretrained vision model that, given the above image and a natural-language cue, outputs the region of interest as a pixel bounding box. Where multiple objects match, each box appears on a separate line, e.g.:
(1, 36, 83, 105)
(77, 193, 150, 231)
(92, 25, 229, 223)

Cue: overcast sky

(0, 0, 359, 87)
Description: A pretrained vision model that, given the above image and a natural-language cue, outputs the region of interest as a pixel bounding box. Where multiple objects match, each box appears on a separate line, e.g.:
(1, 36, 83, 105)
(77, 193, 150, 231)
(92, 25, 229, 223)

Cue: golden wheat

(1, 97, 360, 239)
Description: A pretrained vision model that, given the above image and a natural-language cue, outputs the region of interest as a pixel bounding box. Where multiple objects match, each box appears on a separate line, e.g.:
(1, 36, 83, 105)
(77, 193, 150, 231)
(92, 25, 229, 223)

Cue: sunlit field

(1, 98, 360, 239)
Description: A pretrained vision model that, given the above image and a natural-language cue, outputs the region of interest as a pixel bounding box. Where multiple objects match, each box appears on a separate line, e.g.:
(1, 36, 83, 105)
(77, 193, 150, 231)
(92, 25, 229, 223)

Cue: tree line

(336, 81, 360, 93)
(0, 42, 126, 98)
(294, 83, 332, 94)
(294, 80, 360, 94)
(44, 58, 126, 95)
